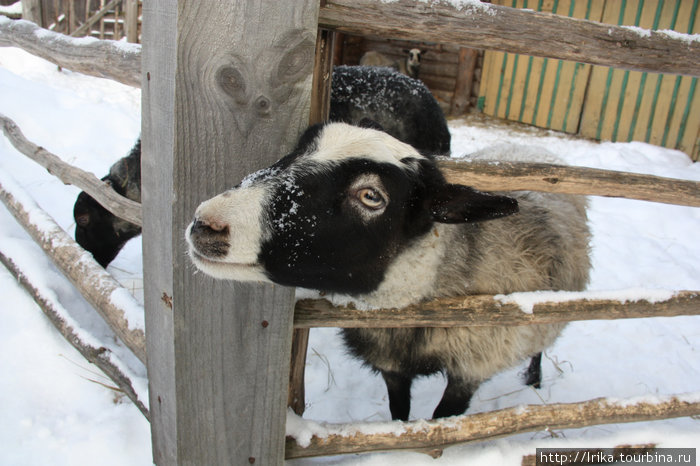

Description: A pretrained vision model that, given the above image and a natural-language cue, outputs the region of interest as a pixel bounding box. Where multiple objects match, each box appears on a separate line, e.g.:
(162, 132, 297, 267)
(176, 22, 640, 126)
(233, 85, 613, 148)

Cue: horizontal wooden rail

(0, 251, 149, 419)
(4, 110, 699, 233)
(319, 0, 700, 77)
(285, 393, 700, 458)
(4, 0, 700, 94)
(294, 290, 700, 328)
(439, 159, 700, 208)
(0, 113, 142, 226)
(0, 17, 141, 87)
(0, 171, 146, 363)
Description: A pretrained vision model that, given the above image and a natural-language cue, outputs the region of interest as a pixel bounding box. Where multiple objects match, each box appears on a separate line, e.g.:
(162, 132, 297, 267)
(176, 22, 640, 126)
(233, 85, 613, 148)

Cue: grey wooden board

(141, 1, 320, 464)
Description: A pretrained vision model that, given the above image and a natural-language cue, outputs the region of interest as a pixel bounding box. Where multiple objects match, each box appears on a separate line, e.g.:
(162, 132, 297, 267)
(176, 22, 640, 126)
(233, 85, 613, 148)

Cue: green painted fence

(479, 0, 700, 161)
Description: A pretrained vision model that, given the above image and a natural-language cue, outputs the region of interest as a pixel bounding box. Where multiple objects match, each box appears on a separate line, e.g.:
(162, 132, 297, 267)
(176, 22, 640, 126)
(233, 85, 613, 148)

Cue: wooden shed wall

(479, 0, 700, 161)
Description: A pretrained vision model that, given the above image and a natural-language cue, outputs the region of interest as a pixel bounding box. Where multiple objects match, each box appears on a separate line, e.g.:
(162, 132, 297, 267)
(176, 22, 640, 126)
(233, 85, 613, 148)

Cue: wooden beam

(285, 394, 700, 458)
(5, 0, 700, 96)
(0, 17, 141, 87)
(70, 0, 122, 38)
(20, 0, 43, 27)
(293, 291, 700, 328)
(449, 47, 478, 115)
(318, 0, 700, 77)
(124, 0, 139, 43)
(288, 26, 337, 418)
(140, 1, 320, 464)
(0, 251, 149, 419)
(438, 159, 700, 208)
(0, 113, 142, 226)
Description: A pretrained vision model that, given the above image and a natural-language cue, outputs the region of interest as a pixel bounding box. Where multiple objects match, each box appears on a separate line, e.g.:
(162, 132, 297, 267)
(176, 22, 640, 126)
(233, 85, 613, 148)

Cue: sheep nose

(189, 218, 230, 257)
(192, 217, 228, 233)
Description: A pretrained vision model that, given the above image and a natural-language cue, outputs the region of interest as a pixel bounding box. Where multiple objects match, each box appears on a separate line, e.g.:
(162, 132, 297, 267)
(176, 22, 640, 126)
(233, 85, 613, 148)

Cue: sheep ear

(430, 184, 519, 224)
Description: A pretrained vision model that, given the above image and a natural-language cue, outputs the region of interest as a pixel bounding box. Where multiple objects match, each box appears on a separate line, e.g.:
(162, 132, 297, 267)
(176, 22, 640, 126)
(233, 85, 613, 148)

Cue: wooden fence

(480, 0, 700, 160)
(20, 0, 141, 42)
(2, 1, 700, 463)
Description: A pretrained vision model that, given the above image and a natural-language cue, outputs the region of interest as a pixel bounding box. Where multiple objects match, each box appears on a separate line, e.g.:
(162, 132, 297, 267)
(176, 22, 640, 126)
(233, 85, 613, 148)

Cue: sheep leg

(381, 371, 413, 421)
(523, 352, 542, 388)
(432, 374, 478, 419)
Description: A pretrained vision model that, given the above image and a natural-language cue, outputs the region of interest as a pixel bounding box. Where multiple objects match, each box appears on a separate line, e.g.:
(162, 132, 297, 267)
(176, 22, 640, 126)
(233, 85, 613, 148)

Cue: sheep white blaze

(187, 185, 270, 282)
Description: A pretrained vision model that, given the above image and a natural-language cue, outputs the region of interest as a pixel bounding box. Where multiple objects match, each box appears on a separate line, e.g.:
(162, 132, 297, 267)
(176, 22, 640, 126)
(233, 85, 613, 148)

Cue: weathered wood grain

(141, 1, 319, 464)
(286, 394, 700, 458)
(319, 0, 700, 77)
(293, 291, 700, 328)
(438, 159, 700, 208)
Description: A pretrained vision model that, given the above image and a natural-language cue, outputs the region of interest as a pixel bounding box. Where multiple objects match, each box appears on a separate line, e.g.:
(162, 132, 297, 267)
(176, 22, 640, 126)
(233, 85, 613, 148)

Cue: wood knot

(217, 65, 248, 104)
(543, 177, 560, 184)
(254, 95, 271, 116)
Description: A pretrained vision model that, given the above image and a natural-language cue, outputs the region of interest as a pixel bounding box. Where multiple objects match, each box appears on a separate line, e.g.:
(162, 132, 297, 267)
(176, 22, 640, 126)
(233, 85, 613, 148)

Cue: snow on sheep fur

(186, 122, 591, 421)
(73, 65, 450, 267)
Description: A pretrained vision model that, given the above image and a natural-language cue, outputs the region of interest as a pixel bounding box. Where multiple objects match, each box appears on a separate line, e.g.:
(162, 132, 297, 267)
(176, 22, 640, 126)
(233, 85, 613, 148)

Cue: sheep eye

(357, 188, 386, 210)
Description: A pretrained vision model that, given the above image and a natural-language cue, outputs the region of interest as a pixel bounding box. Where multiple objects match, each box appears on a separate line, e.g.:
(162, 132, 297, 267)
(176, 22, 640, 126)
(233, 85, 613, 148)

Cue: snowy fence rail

(318, 0, 700, 77)
(285, 394, 700, 458)
(3, 105, 699, 224)
(0, 16, 141, 87)
(0, 114, 142, 225)
(0, 251, 149, 418)
(0, 169, 147, 364)
(4, 0, 700, 83)
(293, 290, 700, 328)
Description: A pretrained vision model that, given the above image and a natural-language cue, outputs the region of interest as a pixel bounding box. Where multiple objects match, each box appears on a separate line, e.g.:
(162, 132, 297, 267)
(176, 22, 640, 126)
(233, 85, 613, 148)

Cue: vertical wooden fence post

(21, 0, 44, 26)
(141, 1, 320, 464)
(288, 26, 335, 416)
(124, 0, 139, 43)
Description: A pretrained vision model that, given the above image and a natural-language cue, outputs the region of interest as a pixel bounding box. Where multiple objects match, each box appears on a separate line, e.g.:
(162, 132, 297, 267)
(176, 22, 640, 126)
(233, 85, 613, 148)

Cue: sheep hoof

(523, 352, 542, 388)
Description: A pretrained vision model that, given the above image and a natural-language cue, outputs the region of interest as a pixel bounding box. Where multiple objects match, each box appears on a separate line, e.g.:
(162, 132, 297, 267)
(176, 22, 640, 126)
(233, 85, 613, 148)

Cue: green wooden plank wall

(479, 0, 700, 161)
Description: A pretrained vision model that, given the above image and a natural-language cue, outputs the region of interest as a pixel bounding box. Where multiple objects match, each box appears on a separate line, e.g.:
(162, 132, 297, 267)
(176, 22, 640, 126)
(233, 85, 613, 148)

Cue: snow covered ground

(1, 46, 699, 465)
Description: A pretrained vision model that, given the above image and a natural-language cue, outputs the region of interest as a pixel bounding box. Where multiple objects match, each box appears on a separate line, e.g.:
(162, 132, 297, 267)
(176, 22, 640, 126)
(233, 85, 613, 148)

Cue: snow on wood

(0, 169, 146, 363)
(293, 290, 700, 327)
(0, 17, 141, 87)
(319, 0, 700, 77)
(438, 159, 700, 208)
(0, 250, 149, 419)
(285, 392, 700, 458)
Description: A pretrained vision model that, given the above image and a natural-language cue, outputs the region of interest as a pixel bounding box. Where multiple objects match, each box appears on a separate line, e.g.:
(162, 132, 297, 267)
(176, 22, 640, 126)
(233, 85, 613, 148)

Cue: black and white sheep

(359, 48, 425, 80)
(186, 122, 591, 420)
(73, 65, 450, 267)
